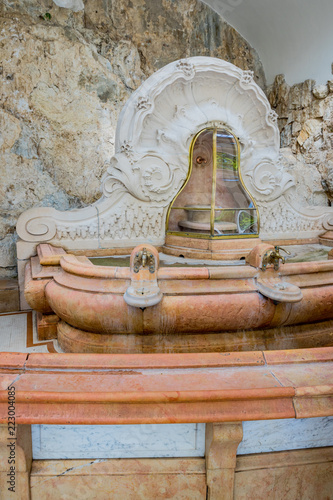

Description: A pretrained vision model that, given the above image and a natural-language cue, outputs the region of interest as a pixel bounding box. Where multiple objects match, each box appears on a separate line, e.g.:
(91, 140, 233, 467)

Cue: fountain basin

(25, 243, 333, 353)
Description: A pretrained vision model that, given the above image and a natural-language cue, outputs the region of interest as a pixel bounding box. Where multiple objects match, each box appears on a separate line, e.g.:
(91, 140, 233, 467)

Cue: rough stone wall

(0, 0, 265, 278)
(267, 75, 333, 208)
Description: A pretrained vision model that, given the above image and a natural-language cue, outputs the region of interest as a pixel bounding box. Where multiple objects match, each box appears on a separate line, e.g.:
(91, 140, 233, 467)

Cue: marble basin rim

(39, 245, 333, 339)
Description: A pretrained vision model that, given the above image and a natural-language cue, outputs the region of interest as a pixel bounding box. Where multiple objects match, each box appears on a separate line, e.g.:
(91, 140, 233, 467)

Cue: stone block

(30, 458, 206, 500)
(313, 84, 329, 99)
(0, 280, 19, 313)
(234, 447, 333, 500)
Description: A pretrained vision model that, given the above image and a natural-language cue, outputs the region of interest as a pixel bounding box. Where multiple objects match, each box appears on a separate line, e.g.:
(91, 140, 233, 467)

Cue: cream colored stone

(297, 129, 309, 146)
(313, 84, 329, 99)
(0, 110, 21, 151)
(0, 151, 73, 245)
(53, 0, 84, 11)
(267, 77, 333, 210)
(291, 121, 302, 136)
(297, 118, 323, 146)
(303, 118, 323, 139)
(111, 41, 145, 91)
(328, 80, 333, 93)
(280, 148, 327, 207)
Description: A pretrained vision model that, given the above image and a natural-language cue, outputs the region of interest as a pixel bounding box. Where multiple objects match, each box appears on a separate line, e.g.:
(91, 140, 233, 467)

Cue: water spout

(123, 244, 163, 308)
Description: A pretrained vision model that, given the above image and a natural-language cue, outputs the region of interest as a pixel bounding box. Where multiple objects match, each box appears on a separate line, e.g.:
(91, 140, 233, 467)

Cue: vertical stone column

(0, 424, 32, 500)
(205, 422, 243, 500)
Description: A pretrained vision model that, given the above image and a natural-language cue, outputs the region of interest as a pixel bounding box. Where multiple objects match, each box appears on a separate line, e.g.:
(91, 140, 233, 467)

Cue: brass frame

(210, 128, 217, 235)
(165, 126, 260, 239)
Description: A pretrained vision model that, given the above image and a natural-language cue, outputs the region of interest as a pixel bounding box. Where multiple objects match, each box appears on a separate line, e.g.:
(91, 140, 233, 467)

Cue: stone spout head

(124, 244, 162, 308)
(246, 243, 291, 271)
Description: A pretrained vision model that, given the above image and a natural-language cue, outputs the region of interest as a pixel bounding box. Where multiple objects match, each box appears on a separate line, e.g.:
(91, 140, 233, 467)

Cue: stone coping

(60, 253, 333, 280)
(0, 348, 332, 425)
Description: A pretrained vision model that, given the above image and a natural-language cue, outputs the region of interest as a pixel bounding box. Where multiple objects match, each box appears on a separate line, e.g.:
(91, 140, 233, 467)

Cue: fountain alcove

(17, 56, 333, 353)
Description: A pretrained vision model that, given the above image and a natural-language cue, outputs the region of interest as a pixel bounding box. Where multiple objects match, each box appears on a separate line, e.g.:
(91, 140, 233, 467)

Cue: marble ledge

(0, 348, 332, 425)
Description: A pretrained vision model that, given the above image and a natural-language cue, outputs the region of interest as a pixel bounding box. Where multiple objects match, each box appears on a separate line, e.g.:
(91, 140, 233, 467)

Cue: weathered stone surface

(267, 74, 333, 205)
(321, 162, 333, 198)
(297, 119, 323, 148)
(313, 84, 329, 100)
(0, 0, 265, 275)
(280, 148, 328, 207)
(328, 80, 333, 93)
(0, 234, 17, 278)
(53, 0, 84, 11)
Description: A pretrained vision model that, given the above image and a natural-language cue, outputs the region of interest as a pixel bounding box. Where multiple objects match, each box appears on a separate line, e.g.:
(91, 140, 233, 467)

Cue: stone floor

(0, 311, 61, 353)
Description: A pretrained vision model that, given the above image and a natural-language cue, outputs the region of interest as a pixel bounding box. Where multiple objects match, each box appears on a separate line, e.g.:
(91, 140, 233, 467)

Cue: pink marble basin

(24, 243, 333, 353)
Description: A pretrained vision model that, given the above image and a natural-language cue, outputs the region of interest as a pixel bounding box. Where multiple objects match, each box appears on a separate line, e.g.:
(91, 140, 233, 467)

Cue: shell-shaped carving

(116, 57, 280, 156)
(102, 57, 282, 211)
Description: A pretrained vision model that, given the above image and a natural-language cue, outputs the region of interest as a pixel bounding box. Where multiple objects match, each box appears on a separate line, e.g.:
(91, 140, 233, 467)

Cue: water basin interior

(89, 244, 331, 267)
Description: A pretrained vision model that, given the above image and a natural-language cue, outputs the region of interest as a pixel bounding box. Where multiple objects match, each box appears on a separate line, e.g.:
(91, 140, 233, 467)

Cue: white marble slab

(32, 423, 206, 459)
(237, 416, 333, 455)
(32, 417, 333, 460)
(0, 313, 28, 352)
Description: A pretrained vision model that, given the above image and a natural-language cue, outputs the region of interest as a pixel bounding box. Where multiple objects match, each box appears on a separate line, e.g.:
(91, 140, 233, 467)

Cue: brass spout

(196, 156, 207, 165)
(133, 247, 155, 273)
(141, 248, 147, 268)
(262, 246, 291, 271)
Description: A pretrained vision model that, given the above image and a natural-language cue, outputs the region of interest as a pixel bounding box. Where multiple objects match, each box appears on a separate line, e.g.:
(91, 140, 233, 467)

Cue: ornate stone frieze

(258, 196, 326, 238)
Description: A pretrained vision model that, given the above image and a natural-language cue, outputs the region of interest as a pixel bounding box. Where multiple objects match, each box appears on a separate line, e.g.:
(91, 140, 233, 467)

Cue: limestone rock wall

(0, 0, 265, 277)
(267, 75, 333, 208)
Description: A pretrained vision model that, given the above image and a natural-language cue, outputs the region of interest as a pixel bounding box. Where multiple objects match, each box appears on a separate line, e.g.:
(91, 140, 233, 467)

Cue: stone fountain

(17, 56, 333, 353)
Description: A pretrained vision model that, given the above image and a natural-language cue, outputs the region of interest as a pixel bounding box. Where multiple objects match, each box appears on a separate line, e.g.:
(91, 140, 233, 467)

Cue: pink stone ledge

(0, 347, 332, 425)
